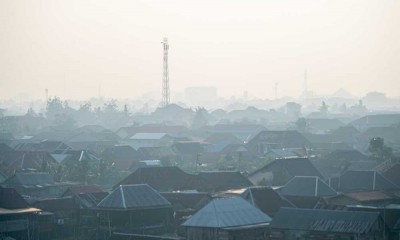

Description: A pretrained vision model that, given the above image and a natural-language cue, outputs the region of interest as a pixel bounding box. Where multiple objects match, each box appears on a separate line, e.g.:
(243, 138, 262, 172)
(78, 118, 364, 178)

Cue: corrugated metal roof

(97, 184, 171, 210)
(280, 176, 337, 197)
(241, 187, 295, 217)
(199, 171, 253, 192)
(338, 170, 399, 192)
(271, 207, 380, 234)
(182, 197, 271, 228)
(114, 166, 208, 192)
(250, 158, 324, 184)
(9, 172, 55, 186)
(0, 187, 29, 209)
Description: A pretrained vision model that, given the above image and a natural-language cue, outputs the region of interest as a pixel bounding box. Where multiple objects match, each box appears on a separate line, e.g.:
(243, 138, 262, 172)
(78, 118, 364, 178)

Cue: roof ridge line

(120, 186, 127, 208)
(212, 199, 221, 228)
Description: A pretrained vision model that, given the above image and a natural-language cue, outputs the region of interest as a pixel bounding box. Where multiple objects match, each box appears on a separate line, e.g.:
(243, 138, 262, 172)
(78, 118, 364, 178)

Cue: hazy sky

(0, 0, 399, 100)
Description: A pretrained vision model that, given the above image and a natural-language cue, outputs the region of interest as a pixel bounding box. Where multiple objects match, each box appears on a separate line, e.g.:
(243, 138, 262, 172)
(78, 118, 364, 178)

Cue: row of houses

(1, 115, 400, 239)
(2, 159, 400, 239)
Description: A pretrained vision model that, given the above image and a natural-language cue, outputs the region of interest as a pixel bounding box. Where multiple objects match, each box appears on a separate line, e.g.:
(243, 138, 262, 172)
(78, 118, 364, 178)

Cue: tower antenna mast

(161, 37, 170, 107)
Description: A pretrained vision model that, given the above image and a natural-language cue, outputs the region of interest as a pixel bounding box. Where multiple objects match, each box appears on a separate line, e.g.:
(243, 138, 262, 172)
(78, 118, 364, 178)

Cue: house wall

(270, 229, 384, 240)
(99, 208, 173, 235)
(186, 226, 268, 240)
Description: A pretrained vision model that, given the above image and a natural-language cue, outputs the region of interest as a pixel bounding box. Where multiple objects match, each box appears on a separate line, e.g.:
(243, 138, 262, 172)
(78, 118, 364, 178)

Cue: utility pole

(161, 37, 170, 107)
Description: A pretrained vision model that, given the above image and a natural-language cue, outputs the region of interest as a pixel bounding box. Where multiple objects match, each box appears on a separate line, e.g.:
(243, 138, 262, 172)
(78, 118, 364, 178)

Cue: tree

(319, 101, 328, 116)
(46, 97, 64, 119)
(369, 137, 392, 162)
(26, 107, 37, 117)
(191, 107, 208, 129)
(103, 99, 118, 114)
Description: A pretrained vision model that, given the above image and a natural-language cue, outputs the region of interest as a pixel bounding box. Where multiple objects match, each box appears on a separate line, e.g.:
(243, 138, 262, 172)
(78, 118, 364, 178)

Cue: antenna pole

(161, 38, 170, 107)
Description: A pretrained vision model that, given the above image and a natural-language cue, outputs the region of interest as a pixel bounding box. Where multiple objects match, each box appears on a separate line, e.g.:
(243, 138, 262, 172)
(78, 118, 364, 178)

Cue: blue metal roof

(182, 197, 271, 228)
(97, 184, 171, 210)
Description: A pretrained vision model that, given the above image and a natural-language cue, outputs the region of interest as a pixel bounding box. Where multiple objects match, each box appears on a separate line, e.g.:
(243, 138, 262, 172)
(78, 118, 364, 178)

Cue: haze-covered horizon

(1, 0, 399, 100)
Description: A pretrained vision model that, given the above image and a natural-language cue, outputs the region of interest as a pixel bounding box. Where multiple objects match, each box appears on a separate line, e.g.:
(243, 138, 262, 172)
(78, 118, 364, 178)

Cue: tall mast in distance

(161, 37, 170, 107)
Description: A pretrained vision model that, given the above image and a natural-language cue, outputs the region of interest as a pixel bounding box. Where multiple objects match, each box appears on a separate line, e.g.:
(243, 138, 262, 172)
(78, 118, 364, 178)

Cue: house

(2, 172, 68, 198)
(333, 170, 400, 192)
(173, 141, 207, 167)
(241, 186, 295, 217)
(114, 166, 208, 192)
(198, 171, 253, 192)
(130, 160, 164, 172)
(62, 185, 105, 197)
(278, 176, 337, 208)
(96, 184, 173, 236)
(33, 197, 78, 239)
(314, 149, 378, 179)
(384, 164, 400, 187)
(52, 149, 101, 183)
(62, 185, 108, 238)
(182, 197, 271, 240)
(347, 205, 400, 240)
(219, 144, 253, 160)
(303, 125, 369, 153)
(116, 124, 188, 139)
(248, 158, 324, 186)
(264, 149, 300, 159)
(270, 207, 384, 239)
(204, 124, 266, 143)
(173, 141, 205, 158)
(280, 176, 337, 197)
(305, 118, 344, 134)
(204, 133, 242, 145)
(137, 146, 177, 163)
(13, 140, 72, 153)
(363, 126, 400, 148)
(246, 130, 312, 155)
(351, 114, 400, 131)
(51, 149, 100, 164)
(65, 130, 120, 153)
(127, 133, 174, 149)
(323, 191, 395, 208)
(105, 145, 144, 171)
(0, 187, 42, 240)
(161, 192, 212, 228)
(0, 150, 59, 178)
